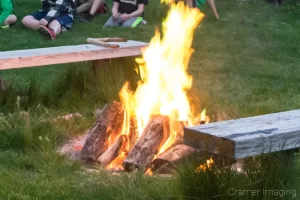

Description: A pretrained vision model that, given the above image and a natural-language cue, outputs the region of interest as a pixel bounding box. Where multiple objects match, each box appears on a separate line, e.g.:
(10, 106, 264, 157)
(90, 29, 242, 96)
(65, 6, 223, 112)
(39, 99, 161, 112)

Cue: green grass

(0, 0, 300, 199)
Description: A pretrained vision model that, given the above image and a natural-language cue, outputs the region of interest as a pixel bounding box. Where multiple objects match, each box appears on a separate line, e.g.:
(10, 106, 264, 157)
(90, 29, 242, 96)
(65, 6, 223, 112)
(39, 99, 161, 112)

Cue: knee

(48, 19, 61, 29)
(10, 15, 17, 24)
(3, 14, 17, 25)
(22, 16, 34, 27)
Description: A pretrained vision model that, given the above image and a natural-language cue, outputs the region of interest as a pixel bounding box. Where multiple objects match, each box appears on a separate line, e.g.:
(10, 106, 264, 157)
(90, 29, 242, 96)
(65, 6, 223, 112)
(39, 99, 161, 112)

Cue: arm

(112, 1, 119, 17)
(128, 4, 144, 18)
(0, 0, 12, 25)
(207, 0, 219, 19)
(43, 0, 70, 22)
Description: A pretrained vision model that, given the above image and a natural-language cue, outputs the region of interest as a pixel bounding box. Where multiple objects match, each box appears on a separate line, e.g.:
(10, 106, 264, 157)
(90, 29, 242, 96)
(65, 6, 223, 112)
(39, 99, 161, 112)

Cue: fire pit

(64, 2, 211, 174)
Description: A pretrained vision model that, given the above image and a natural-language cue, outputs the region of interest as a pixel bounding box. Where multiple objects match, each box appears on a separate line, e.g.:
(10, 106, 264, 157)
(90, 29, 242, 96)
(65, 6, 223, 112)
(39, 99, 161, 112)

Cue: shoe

(1, 25, 9, 29)
(79, 13, 94, 23)
(38, 25, 56, 40)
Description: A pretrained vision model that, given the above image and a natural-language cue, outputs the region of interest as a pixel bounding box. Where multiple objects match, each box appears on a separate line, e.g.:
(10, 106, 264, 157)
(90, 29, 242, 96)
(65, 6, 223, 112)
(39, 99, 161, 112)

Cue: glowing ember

(145, 168, 153, 176)
(196, 157, 214, 172)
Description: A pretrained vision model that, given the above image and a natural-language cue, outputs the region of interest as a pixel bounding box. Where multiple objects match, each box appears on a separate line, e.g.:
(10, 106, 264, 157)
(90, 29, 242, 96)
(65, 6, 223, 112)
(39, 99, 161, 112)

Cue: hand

(112, 11, 119, 21)
(119, 13, 130, 22)
(39, 19, 48, 26)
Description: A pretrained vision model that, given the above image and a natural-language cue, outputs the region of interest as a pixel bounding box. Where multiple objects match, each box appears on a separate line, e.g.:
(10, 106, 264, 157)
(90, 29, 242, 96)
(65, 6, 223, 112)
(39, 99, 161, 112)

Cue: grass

(0, 0, 300, 199)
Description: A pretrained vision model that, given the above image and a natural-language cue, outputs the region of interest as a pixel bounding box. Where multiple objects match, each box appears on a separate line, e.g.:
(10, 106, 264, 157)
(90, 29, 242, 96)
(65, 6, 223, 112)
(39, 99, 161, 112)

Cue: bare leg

(48, 20, 62, 35)
(3, 15, 17, 26)
(90, 0, 103, 15)
(186, 0, 194, 7)
(22, 16, 40, 30)
(207, 0, 219, 19)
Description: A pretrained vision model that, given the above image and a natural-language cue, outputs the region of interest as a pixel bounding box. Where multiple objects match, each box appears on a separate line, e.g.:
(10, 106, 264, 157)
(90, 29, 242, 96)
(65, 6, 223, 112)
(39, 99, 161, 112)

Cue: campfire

(79, 1, 208, 174)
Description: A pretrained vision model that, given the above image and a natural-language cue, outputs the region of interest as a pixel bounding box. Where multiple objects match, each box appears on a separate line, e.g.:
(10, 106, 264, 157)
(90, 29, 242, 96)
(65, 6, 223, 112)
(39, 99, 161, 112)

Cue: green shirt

(0, 0, 13, 25)
(195, 0, 205, 11)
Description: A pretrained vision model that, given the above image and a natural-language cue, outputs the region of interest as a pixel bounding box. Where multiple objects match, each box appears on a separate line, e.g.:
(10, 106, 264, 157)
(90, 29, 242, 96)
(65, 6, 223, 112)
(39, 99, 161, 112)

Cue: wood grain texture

(0, 40, 148, 70)
(184, 109, 300, 159)
(123, 116, 170, 171)
(152, 144, 196, 170)
(80, 101, 125, 161)
(97, 134, 127, 167)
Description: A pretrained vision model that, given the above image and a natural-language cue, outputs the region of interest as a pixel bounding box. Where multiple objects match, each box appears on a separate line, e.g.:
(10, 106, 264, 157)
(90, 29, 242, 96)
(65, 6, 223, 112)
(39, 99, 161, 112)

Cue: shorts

(31, 11, 73, 31)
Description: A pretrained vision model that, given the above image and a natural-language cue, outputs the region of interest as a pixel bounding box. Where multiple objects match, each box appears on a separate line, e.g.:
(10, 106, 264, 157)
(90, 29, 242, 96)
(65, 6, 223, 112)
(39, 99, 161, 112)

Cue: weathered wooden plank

(184, 109, 300, 159)
(0, 40, 148, 70)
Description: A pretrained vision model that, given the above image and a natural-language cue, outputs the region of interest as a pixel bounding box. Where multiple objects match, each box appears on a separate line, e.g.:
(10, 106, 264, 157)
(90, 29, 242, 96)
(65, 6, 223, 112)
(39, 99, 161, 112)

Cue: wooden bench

(0, 40, 148, 70)
(184, 109, 300, 159)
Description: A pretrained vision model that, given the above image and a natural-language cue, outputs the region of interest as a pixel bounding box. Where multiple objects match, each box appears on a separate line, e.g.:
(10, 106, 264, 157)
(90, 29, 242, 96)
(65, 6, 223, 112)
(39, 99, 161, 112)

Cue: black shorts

(31, 11, 73, 31)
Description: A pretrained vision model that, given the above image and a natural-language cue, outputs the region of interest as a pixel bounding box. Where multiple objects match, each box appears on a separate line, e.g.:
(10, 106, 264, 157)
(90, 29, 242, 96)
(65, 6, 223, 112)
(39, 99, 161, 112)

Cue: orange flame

(196, 157, 214, 172)
(104, 2, 206, 170)
(145, 168, 153, 176)
(119, 2, 205, 154)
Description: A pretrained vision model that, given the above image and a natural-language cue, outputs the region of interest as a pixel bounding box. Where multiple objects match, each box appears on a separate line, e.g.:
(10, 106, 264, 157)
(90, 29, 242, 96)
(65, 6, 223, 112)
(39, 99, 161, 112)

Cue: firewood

(152, 144, 196, 172)
(80, 101, 124, 161)
(98, 134, 128, 167)
(123, 115, 170, 171)
(129, 117, 138, 151)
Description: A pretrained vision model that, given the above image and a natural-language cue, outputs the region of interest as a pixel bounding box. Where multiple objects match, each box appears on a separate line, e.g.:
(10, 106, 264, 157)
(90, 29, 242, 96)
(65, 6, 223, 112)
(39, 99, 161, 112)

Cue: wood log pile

(79, 101, 204, 174)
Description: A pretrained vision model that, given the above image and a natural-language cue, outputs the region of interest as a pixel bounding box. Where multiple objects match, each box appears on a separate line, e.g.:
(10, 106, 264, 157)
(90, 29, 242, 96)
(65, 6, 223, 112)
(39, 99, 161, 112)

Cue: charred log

(80, 101, 124, 161)
(123, 116, 170, 171)
(98, 134, 128, 167)
(152, 144, 197, 173)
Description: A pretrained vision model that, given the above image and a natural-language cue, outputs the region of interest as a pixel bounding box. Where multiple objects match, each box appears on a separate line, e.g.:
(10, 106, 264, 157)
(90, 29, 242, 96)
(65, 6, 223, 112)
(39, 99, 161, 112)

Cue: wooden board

(0, 40, 148, 70)
(184, 109, 300, 159)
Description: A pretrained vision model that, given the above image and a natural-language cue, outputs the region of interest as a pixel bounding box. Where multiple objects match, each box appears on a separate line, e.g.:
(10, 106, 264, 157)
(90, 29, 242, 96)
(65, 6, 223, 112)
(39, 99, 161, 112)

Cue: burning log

(123, 116, 170, 171)
(152, 144, 197, 173)
(152, 144, 196, 168)
(98, 134, 128, 167)
(80, 101, 124, 161)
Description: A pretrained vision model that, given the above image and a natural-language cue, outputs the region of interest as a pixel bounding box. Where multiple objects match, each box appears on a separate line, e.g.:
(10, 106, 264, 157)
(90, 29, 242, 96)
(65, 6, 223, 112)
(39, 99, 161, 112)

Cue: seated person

(0, 0, 17, 29)
(104, 0, 147, 27)
(76, 0, 108, 22)
(21, 0, 75, 40)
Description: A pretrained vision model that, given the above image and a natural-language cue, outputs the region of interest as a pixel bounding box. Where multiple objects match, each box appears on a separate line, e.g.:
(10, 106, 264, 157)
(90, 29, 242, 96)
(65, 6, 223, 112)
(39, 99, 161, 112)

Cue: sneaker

(38, 25, 56, 40)
(1, 25, 10, 29)
(79, 13, 94, 23)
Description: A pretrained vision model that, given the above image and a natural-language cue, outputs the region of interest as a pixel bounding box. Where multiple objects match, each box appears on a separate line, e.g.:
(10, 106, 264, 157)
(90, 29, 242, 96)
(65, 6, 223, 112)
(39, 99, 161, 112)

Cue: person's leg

(121, 17, 143, 27)
(48, 20, 62, 35)
(3, 15, 17, 26)
(39, 14, 73, 40)
(90, 0, 103, 15)
(76, 0, 93, 14)
(79, 0, 104, 22)
(39, 20, 62, 40)
(22, 11, 46, 30)
(207, 0, 219, 19)
(22, 16, 40, 29)
(186, 0, 194, 7)
(76, 0, 87, 7)
(103, 16, 121, 27)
